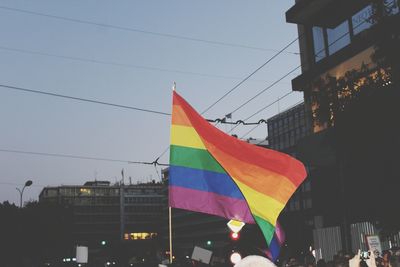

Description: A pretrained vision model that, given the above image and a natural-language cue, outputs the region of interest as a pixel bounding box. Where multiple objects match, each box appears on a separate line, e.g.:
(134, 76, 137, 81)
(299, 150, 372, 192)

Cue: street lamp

(16, 180, 33, 207)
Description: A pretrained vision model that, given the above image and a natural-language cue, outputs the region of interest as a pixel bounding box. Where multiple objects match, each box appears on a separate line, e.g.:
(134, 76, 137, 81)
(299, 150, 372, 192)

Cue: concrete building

(285, 0, 400, 252)
(39, 180, 164, 264)
(265, 102, 316, 256)
(286, 0, 398, 133)
(267, 102, 311, 151)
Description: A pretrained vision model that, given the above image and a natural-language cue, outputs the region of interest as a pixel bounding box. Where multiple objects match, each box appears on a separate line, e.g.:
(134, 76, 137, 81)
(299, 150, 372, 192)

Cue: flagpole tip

(172, 82, 176, 91)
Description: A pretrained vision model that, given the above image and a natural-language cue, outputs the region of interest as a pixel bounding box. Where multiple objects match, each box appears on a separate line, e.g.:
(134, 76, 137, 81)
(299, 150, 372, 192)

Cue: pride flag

(265, 222, 285, 261)
(169, 91, 306, 245)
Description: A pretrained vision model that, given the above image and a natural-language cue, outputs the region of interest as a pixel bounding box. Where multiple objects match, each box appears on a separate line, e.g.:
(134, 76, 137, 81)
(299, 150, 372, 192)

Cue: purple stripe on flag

(275, 222, 285, 244)
(169, 185, 255, 224)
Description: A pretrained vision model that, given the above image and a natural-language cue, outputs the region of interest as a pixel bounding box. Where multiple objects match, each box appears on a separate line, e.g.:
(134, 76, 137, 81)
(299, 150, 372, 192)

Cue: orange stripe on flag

(203, 139, 296, 204)
(172, 104, 192, 127)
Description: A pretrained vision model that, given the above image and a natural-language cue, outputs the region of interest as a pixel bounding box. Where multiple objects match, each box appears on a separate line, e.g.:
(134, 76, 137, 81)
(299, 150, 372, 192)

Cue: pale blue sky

(0, 0, 302, 204)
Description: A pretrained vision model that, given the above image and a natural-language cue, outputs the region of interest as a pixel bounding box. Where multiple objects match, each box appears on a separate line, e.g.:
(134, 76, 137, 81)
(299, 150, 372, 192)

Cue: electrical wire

(0, 5, 300, 54)
(0, 148, 169, 166)
(242, 99, 304, 142)
(201, 37, 300, 114)
(244, 91, 296, 122)
(155, 35, 301, 161)
(0, 84, 171, 116)
(227, 66, 300, 117)
(223, 11, 375, 122)
(228, 91, 296, 133)
(1, 10, 375, 168)
(240, 124, 263, 139)
(0, 45, 271, 82)
(0, 83, 278, 125)
(0, 6, 304, 165)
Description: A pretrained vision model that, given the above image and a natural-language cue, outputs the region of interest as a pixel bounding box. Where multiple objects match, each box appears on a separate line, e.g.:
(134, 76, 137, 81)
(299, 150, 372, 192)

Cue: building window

(312, 26, 326, 62)
(289, 200, 295, 211)
(385, 0, 400, 15)
(327, 20, 351, 55)
(303, 198, 313, 209)
(295, 200, 300, 210)
(304, 180, 311, 192)
(352, 4, 375, 35)
(312, 2, 398, 62)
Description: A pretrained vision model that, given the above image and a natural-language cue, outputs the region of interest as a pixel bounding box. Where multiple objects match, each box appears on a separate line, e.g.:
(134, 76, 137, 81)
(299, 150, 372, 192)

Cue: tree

(0, 201, 74, 267)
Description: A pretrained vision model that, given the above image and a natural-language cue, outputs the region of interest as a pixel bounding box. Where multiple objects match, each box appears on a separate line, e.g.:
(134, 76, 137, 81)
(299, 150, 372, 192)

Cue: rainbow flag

(265, 222, 285, 261)
(169, 91, 306, 245)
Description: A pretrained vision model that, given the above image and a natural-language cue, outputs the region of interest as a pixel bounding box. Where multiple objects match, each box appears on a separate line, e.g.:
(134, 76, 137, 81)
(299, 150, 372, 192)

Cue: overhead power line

(240, 99, 304, 139)
(0, 45, 270, 82)
(0, 5, 299, 54)
(243, 91, 296, 122)
(227, 65, 301, 117)
(228, 90, 297, 133)
(0, 83, 278, 125)
(0, 84, 171, 116)
(201, 37, 300, 114)
(155, 35, 302, 160)
(223, 11, 375, 122)
(0, 148, 169, 166)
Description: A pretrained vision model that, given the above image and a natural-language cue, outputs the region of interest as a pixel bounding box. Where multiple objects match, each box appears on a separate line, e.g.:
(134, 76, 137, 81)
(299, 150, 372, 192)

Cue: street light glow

(230, 252, 242, 264)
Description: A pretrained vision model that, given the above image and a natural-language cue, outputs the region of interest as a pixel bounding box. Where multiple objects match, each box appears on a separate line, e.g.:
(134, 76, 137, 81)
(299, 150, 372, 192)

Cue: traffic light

(206, 240, 212, 246)
(230, 231, 240, 241)
(101, 240, 107, 246)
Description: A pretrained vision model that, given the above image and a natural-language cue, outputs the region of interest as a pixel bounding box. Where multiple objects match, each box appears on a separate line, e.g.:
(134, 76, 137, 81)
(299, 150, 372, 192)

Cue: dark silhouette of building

(285, 0, 400, 253)
(267, 102, 312, 151)
(266, 102, 316, 256)
(39, 180, 164, 265)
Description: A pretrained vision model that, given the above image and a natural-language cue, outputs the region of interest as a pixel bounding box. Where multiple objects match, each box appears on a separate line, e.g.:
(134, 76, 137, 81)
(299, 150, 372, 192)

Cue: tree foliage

(0, 201, 74, 267)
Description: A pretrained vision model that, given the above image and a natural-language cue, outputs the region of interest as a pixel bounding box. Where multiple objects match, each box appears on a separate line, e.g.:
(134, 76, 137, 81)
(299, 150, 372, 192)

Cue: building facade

(267, 102, 311, 151)
(286, 0, 399, 133)
(285, 0, 400, 252)
(39, 180, 164, 264)
(266, 102, 316, 255)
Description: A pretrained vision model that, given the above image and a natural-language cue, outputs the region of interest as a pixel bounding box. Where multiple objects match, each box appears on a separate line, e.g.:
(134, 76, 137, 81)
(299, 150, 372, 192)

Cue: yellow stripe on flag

(170, 125, 206, 150)
(234, 179, 284, 226)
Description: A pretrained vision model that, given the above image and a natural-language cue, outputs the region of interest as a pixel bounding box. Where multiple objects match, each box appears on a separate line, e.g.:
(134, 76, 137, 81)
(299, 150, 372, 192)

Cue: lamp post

(16, 180, 33, 208)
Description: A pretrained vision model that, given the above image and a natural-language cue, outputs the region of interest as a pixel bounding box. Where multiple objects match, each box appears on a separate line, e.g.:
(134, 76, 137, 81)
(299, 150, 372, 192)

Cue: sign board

(76, 246, 88, 263)
(191, 246, 213, 264)
(366, 235, 382, 256)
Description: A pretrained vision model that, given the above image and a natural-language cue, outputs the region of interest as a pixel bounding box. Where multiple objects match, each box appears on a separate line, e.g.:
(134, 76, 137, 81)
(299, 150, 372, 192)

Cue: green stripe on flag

(254, 215, 275, 245)
(170, 145, 226, 174)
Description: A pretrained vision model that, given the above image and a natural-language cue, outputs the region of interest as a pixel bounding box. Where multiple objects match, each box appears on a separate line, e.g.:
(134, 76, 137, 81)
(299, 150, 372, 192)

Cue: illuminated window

(124, 232, 158, 240)
(80, 188, 91, 195)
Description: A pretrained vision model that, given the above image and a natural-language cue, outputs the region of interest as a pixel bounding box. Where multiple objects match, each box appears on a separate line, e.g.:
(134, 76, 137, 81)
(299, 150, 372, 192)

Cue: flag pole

(169, 82, 175, 264)
(169, 206, 173, 263)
